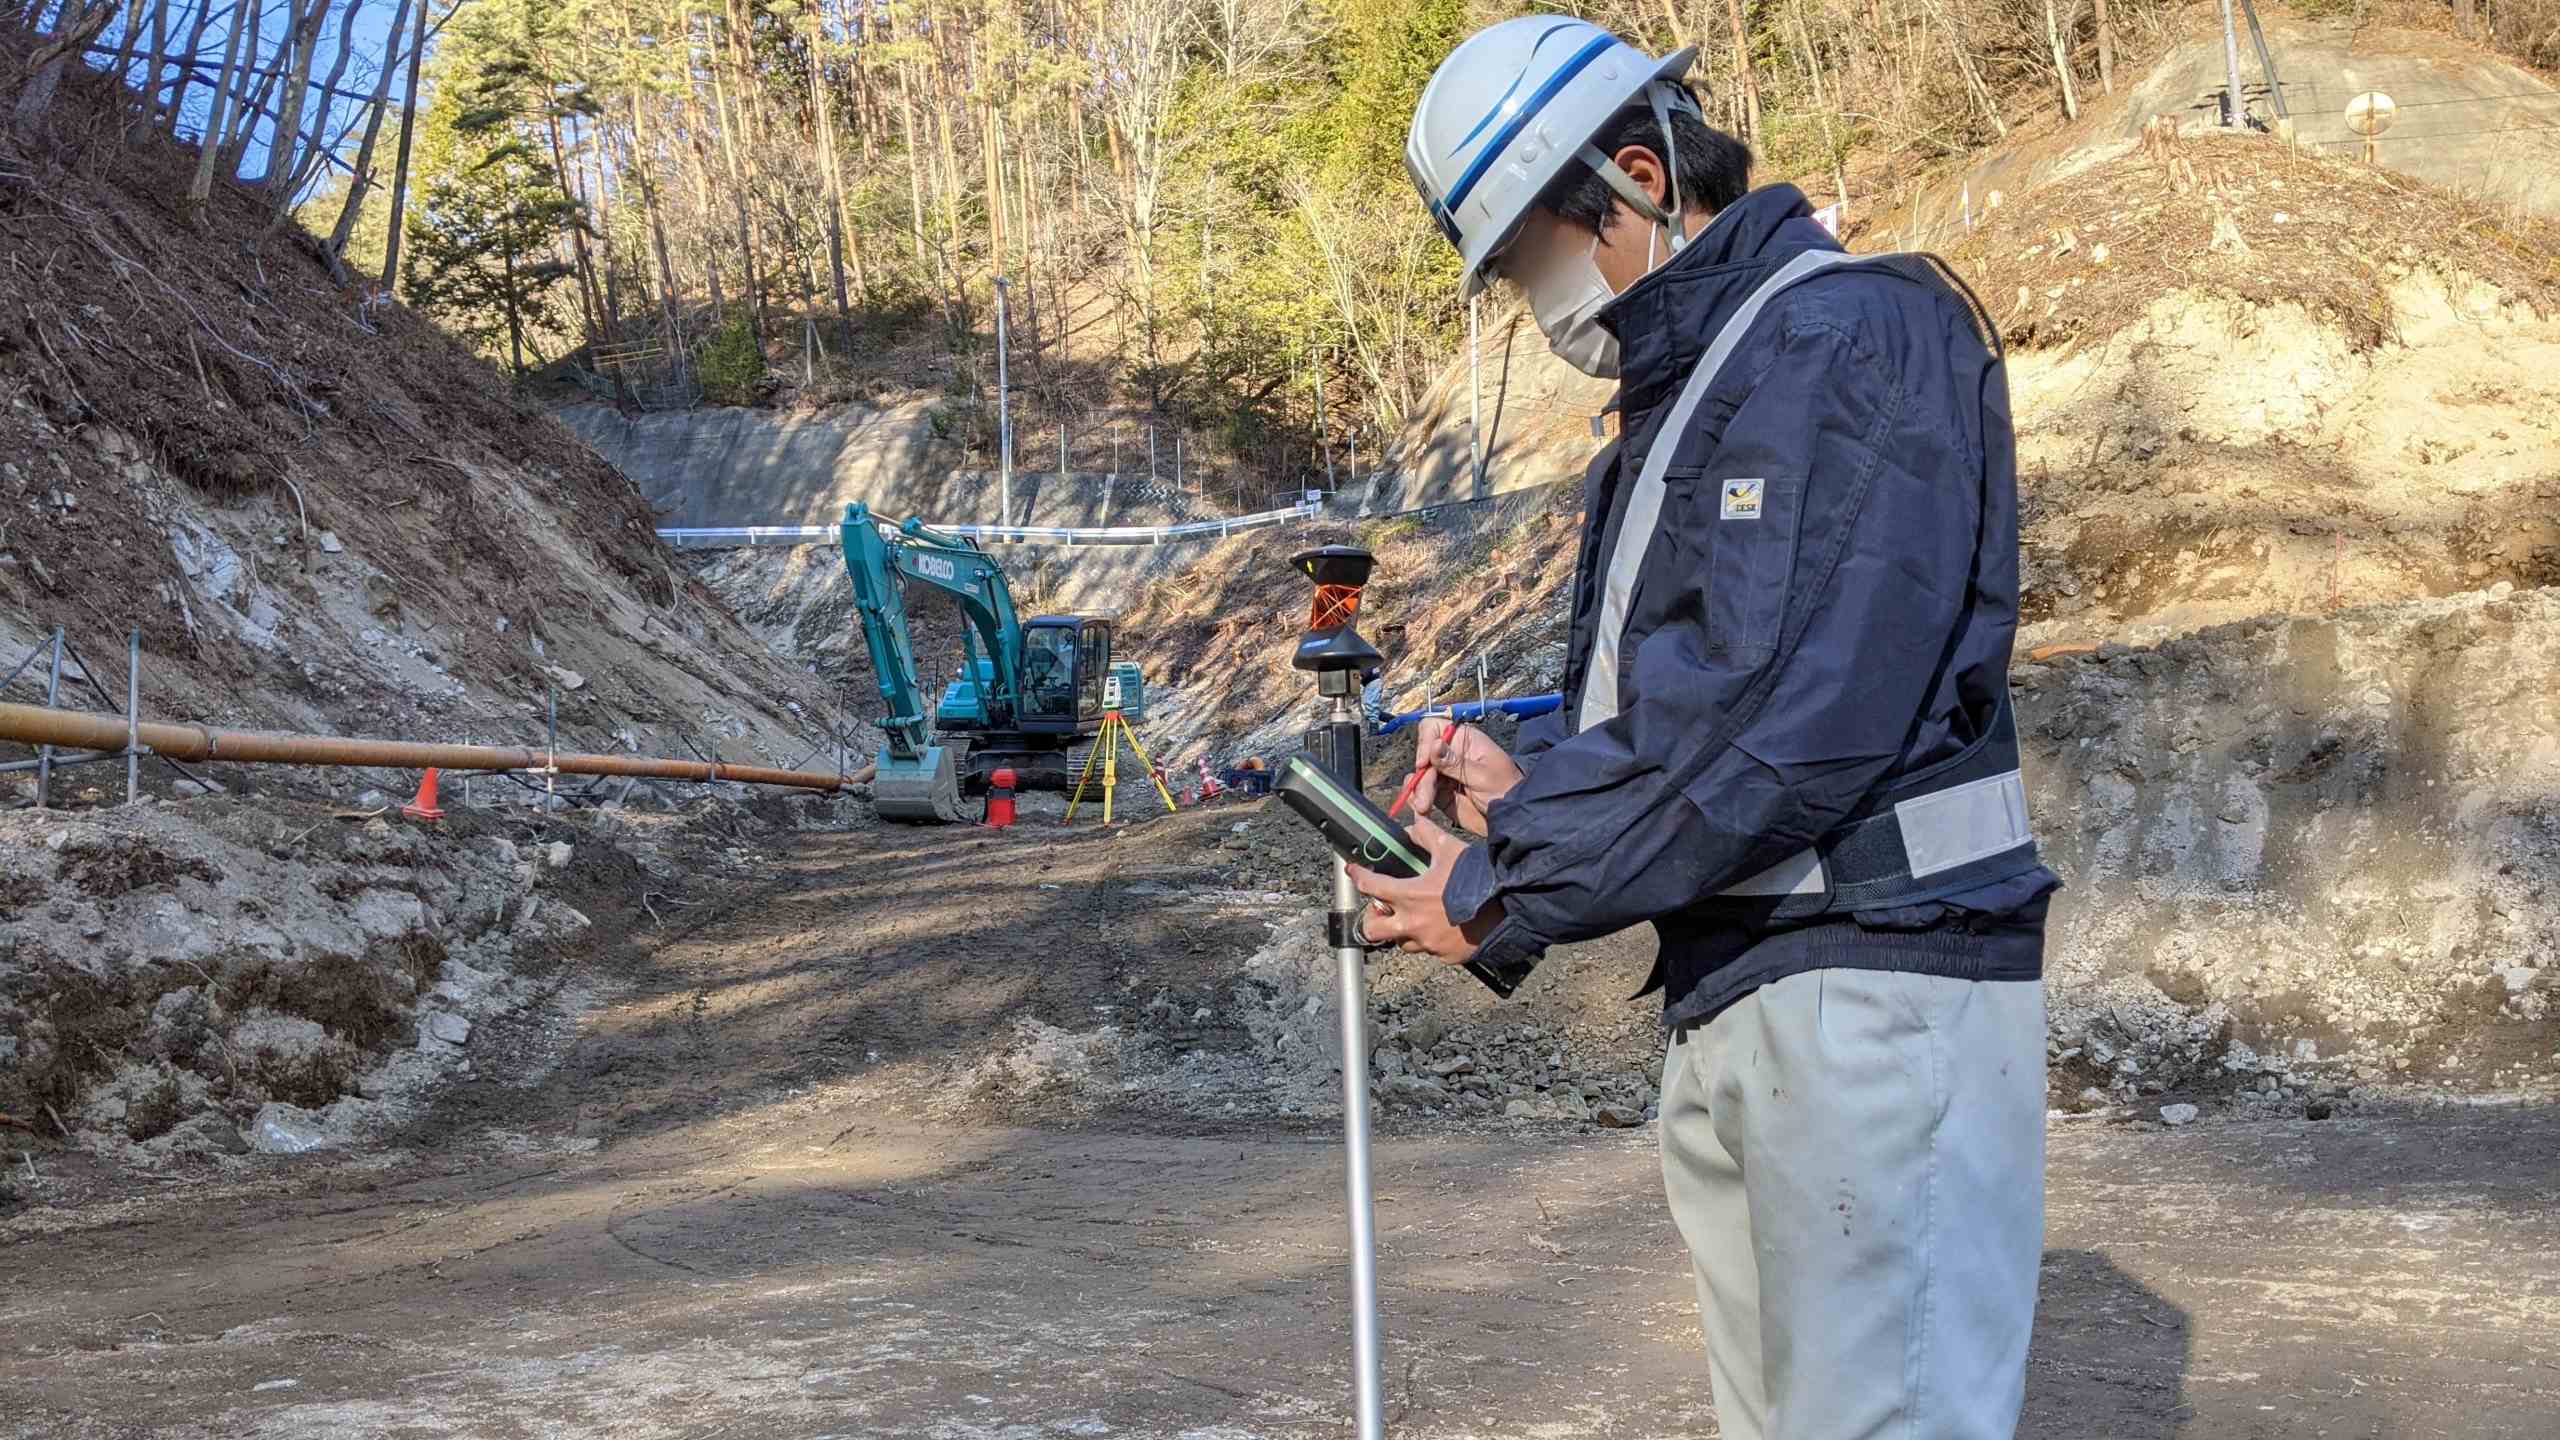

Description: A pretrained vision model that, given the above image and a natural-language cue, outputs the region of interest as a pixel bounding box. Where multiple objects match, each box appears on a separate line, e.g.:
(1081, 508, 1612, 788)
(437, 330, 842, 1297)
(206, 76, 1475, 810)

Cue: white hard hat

(1405, 18, 1701, 297)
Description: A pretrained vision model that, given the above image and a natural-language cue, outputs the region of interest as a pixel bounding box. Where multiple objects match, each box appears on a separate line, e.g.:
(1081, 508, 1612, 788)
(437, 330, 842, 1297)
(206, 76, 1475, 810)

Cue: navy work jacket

(1442, 184, 2059, 1029)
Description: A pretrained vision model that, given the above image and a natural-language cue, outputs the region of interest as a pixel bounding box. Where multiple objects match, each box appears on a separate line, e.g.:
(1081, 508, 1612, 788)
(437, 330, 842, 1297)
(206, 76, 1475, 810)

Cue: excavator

(837, 501, 1144, 822)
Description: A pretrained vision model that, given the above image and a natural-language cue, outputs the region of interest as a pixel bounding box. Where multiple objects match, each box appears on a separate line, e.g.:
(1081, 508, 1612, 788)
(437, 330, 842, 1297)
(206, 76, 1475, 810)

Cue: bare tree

(1093, 0, 1196, 401)
(262, 0, 334, 215)
(1791, 0, 1849, 205)
(137, 0, 181, 131)
(809, 0, 859, 349)
(2044, 0, 2081, 121)
(1291, 173, 1440, 426)
(164, 0, 220, 131)
(1723, 0, 1761, 140)
(14, 0, 127, 143)
(1198, 0, 1310, 82)
(377, 0, 430, 289)
(326, 0, 412, 256)
(182, 0, 251, 225)
(216, 0, 268, 166)
(2093, 0, 2116, 94)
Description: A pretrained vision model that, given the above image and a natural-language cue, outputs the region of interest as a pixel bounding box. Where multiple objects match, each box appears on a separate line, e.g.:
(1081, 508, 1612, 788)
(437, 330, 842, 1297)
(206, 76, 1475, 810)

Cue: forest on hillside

(12, 0, 2559, 487)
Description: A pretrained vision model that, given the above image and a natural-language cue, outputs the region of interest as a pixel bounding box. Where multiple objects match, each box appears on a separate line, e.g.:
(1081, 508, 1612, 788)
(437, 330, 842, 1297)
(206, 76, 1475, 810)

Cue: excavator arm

(837, 501, 1033, 821)
(885, 513, 1030, 726)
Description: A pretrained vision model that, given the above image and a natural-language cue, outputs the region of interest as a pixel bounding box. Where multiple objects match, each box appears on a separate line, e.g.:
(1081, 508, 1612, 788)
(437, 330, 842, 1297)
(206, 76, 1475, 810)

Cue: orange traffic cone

(400, 768, 447, 821)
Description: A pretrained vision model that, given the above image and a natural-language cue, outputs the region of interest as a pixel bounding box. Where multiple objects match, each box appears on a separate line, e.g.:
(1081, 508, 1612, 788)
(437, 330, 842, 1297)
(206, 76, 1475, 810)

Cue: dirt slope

(0, 55, 829, 782)
(0, 61, 848, 1172)
(1962, 130, 2560, 644)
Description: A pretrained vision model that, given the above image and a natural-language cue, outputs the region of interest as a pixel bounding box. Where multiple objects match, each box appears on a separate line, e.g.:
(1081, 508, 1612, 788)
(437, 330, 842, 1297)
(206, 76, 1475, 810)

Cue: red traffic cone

(400, 768, 447, 821)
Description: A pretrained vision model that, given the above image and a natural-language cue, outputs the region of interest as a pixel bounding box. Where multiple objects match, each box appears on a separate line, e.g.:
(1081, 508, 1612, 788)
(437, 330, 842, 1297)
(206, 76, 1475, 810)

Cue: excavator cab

(1018, 617, 1112, 735)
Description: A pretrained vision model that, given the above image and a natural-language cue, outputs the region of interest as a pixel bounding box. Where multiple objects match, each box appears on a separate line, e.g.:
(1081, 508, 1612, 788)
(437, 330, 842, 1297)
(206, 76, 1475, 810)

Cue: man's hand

(1410, 719, 1524, 836)
(1349, 815, 1505, 965)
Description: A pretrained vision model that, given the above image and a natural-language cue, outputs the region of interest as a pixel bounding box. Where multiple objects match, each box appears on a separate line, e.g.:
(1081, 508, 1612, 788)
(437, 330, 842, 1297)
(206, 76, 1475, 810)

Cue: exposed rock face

(2020, 588, 2560, 1100)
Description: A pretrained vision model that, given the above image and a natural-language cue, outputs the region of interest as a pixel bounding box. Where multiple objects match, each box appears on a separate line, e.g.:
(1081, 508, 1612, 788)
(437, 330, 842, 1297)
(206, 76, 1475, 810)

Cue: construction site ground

(6, 802, 2557, 1439)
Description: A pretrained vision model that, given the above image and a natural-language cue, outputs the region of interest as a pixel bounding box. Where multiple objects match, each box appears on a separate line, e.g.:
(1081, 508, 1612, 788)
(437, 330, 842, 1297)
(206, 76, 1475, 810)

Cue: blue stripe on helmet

(1449, 22, 1584, 159)
(1439, 33, 1618, 227)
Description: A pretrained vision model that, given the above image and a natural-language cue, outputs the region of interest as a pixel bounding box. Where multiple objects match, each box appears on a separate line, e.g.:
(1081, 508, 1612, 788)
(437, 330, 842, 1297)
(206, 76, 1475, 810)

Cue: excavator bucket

(873, 746, 966, 823)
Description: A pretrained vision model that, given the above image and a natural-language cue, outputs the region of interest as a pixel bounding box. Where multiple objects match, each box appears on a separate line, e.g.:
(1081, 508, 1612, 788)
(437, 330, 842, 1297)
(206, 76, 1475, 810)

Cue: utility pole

(2239, 0, 2289, 120)
(1467, 295, 1485, 499)
(1316, 350, 1333, 490)
(2217, 0, 2245, 127)
(994, 276, 1013, 526)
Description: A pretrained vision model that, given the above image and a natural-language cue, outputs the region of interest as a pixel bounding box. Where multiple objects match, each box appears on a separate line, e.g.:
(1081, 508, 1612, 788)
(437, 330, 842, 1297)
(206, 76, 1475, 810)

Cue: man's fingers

(1348, 863, 1427, 911)
(1417, 716, 1451, 766)
(1359, 899, 1415, 945)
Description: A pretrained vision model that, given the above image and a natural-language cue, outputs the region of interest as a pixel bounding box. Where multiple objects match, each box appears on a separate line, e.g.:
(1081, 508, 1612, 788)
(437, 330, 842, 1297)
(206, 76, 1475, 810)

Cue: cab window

(1023, 626, 1077, 720)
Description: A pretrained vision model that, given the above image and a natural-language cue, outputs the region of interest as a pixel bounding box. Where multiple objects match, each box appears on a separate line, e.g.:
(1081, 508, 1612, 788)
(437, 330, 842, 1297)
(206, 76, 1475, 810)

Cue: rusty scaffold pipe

(0, 702, 848, 793)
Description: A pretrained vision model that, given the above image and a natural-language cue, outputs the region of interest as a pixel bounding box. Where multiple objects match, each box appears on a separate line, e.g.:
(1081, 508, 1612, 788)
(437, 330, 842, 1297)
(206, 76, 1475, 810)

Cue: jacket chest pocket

(1667, 471, 1804, 663)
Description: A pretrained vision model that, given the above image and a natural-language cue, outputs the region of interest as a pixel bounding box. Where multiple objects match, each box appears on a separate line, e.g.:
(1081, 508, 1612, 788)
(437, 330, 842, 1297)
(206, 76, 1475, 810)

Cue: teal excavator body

(838, 502, 1137, 822)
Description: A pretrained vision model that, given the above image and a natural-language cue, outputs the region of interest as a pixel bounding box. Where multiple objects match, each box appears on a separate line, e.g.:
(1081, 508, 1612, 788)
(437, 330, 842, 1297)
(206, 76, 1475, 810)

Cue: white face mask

(1524, 223, 1663, 379)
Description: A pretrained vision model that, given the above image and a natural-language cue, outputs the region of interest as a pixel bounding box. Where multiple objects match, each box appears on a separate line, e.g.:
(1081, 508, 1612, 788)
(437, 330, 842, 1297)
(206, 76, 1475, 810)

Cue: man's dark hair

(1536, 94, 1751, 234)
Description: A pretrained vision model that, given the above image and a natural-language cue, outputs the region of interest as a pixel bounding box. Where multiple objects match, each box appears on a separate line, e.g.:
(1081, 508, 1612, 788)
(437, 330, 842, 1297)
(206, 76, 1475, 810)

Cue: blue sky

(89, 0, 435, 204)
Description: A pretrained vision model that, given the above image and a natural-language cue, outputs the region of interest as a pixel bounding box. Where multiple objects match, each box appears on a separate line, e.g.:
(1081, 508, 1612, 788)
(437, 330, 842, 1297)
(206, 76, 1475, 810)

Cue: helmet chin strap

(1574, 80, 1701, 256)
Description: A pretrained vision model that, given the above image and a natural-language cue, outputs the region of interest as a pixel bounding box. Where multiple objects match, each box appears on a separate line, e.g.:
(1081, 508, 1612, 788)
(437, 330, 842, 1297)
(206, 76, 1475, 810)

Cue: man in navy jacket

(1360, 18, 2058, 1439)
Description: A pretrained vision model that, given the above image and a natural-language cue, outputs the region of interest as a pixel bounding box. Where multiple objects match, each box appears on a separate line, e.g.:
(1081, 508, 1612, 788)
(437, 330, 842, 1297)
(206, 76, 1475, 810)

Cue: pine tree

(400, 77, 582, 374)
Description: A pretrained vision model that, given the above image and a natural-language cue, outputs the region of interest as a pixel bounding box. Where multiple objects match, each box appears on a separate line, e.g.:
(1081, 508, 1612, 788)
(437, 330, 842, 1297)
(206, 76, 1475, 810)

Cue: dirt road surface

(6, 821, 2556, 1438)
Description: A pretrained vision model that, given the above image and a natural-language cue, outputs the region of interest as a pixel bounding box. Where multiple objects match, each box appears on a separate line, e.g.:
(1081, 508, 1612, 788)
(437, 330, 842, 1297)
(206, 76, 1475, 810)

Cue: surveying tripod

(1062, 709, 1178, 825)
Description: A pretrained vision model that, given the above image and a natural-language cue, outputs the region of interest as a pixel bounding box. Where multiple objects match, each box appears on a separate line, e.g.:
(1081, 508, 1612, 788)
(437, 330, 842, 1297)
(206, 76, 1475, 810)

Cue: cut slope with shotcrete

(556, 400, 942, 530)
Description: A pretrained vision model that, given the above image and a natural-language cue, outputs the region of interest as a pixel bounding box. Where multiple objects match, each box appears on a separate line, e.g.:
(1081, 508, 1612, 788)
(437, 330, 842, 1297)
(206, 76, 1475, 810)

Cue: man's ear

(1609, 144, 1671, 214)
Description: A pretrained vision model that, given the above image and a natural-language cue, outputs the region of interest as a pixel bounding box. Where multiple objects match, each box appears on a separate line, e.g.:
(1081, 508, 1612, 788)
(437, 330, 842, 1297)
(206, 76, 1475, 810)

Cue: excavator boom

(837, 502, 1131, 823)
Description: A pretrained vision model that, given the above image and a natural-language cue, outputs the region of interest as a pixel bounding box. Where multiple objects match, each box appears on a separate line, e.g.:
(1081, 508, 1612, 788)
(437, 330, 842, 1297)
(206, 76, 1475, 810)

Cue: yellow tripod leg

(1119, 717, 1179, 816)
(1102, 714, 1121, 826)
(1064, 725, 1106, 825)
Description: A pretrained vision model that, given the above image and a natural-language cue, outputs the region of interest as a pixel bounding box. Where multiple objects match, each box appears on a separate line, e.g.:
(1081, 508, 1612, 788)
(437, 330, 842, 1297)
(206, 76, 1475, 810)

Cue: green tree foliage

(695, 309, 767, 404)
(1308, 0, 1473, 191)
(297, 176, 395, 285)
(394, 0, 601, 374)
(401, 77, 582, 373)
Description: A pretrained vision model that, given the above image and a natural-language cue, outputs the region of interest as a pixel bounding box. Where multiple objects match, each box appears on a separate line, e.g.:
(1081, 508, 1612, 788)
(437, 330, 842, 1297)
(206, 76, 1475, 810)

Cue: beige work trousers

(1660, 968, 2047, 1440)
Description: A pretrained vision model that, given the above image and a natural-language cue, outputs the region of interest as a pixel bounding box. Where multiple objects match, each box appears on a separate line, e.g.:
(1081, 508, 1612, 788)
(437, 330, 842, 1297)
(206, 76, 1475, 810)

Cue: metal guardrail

(656, 499, 1326, 550)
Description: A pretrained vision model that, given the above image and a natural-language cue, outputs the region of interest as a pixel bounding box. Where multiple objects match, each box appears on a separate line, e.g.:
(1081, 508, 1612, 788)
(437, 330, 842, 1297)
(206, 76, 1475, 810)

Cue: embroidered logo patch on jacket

(1720, 479, 1764, 520)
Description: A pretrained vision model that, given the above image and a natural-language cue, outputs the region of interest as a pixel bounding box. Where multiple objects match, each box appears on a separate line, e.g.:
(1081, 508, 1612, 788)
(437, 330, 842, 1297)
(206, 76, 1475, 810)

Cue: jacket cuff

(1444, 845, 1550, 972)
(1443, 842, 1501, 926)
(1468, 911, 1547, 973)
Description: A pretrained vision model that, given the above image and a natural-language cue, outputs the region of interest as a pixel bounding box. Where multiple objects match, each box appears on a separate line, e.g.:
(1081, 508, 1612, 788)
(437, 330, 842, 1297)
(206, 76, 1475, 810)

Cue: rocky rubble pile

(939, 908, 1666, 1130)
(0, 799, 598, 1167)
(1365, 998, 1656, 1126)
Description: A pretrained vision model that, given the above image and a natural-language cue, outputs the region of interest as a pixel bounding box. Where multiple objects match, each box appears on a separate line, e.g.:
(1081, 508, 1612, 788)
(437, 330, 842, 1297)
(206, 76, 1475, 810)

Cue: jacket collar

(1598, 184, 1841, 417)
